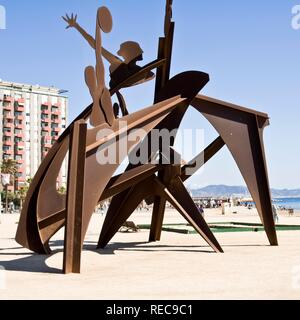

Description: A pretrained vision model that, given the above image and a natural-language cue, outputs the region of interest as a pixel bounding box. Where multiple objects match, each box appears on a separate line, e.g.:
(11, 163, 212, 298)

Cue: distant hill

(190, 185, 300, 198)
(271, 189, 300, 198)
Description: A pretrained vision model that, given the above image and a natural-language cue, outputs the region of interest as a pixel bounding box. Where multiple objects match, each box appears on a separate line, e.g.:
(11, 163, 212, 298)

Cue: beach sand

(0, 208, 300, 300)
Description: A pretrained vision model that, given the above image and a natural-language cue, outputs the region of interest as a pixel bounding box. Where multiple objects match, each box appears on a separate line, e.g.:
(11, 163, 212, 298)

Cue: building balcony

(41, 136, 52, 143)
(15, 124, 23, 130)
(15, 149, 24, 156)
(17, 166, 25, 174)
(51, 134, 59, 140)
(15, 133, 24, 138)
(3, 104, 13, 111)
(52, 118, 60, 124)
(41, 118, 50, 123)
(41, 109, 50, 115)
(41, 101, 51, 106)
(15, 123, 23, 130)
(16, 141, 25, 147)
(3, 113, 13, 120)
(42, 152, 48, 159)
(16, 159, 24, 164)
(3, 140, 13, 146)
(17, 98, 25, 105)
(43, 143, 52, 149)
(3, 131, 13, 137)
(52, 127, 60, 133)
(15, 105, 24, 112)
(42, 128, 51, 134)
(4, 122, 14, 129)
(3, 96, 13, 102)
(16, 176, 25, 183)
(52, 110, 61, 116)
(3, 149, 13, 155)
(15, 115, 24, 121)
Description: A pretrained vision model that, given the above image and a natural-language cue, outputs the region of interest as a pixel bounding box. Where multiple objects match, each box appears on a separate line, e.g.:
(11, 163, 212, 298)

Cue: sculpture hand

(62, 13, 78, 29)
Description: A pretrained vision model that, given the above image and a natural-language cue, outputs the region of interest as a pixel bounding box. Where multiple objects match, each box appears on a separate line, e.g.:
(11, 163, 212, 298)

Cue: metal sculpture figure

(15, 1, 277, 274)
(62, 11, 154, 117)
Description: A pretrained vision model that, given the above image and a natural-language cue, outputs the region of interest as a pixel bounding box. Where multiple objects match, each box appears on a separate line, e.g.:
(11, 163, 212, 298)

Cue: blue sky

(0, 0, 299, 189)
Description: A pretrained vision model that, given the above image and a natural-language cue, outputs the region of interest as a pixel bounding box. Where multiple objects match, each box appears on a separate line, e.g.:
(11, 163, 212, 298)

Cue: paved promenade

(0, 208, 300, 300)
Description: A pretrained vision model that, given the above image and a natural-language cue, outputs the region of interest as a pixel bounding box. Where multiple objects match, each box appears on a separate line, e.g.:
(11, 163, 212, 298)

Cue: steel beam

(63, 121, 87, 274)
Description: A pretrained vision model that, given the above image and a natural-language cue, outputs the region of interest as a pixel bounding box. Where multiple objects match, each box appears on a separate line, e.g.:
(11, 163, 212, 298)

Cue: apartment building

(0, 80, 68, 192)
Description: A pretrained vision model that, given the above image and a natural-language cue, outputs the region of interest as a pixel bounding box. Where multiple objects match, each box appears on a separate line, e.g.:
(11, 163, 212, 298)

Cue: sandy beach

(0, 207, 300, 300)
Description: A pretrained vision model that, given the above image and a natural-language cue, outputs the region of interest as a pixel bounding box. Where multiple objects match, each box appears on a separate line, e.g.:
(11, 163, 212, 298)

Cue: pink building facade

(0, 80, 68, 192)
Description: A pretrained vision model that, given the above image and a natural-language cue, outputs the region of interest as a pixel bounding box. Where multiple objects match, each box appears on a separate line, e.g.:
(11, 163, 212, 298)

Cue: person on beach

(272, 204, 279, 223)
(99, 204, 105, 216)
(198, 204, 204, 218)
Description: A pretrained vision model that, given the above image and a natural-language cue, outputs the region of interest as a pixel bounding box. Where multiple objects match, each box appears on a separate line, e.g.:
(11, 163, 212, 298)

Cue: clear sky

(0, 0, 299, 189)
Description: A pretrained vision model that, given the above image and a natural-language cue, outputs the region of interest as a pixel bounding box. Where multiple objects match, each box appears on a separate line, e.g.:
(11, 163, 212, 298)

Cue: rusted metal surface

(63, 121, 87, 274)
(191, 95, 277, 246)
(15, 1, 277, 273)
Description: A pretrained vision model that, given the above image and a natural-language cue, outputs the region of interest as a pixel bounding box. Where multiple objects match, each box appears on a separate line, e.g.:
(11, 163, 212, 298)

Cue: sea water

(244, 197, 300, 211)
(273, 197, 300, 210)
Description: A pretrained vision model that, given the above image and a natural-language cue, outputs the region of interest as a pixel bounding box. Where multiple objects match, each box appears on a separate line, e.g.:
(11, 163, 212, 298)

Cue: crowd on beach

(93, 197, 259, 220)
(1, 196, 296, 224)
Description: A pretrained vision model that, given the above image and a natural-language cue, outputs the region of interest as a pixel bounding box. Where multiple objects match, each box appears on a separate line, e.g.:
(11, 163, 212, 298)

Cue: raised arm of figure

(62, 14, 95, 48)
(62, 13, 121, 66)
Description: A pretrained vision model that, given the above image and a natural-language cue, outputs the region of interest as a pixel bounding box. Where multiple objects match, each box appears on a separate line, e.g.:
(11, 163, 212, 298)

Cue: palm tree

(1, 159, 18, 213)
(58, 185, 67, 195)
(17, 178, 32, 211)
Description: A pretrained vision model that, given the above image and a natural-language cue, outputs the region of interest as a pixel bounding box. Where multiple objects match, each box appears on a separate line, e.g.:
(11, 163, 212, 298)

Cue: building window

(3, 110, 11, 117)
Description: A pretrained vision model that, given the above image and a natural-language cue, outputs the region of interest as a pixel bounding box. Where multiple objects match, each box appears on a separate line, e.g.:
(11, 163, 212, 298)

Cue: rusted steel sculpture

(16, 1, 277, 274)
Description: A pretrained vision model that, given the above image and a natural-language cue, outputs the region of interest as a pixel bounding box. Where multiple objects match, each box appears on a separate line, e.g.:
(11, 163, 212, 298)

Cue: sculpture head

(97, 6, 113, 33)
(117, 41, 143, 64)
